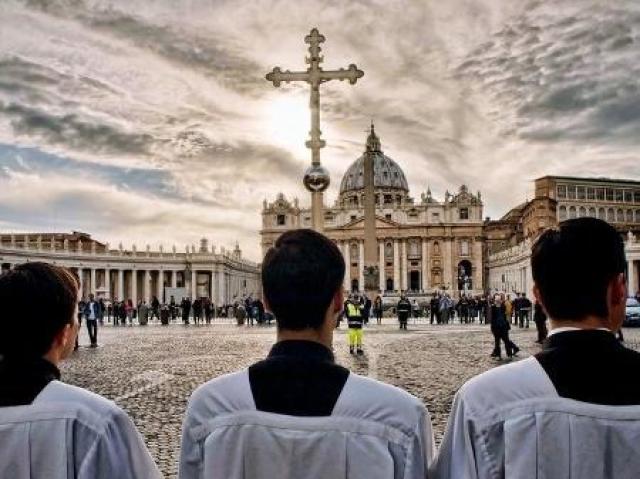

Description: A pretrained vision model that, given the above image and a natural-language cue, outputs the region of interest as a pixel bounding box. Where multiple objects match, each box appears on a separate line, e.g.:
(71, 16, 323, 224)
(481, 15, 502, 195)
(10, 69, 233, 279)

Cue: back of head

(262, 229, 345, 330)
(0, 262, 78, 358)
(531, 218, 625, 321)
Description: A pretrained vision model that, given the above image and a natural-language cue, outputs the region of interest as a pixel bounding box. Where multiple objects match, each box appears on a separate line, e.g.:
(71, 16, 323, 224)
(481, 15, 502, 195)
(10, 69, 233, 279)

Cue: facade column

(343, 241, 351, 292)
(218, 267, 225, 304)
(378, 240, 385, 292)
(444, 240, 453, 293)
(629, 260, 637, 297)
(117, 269, 124, 301)
(210, 270, 216, 301)
(358, 239, 364, 292)
(131, 270, 138, 305)
(144, 270, 151, 302)
(400, 240, 407, 291)
(90, 268, 97, 296)
(171, 270, 177, 288)
(191, 269, 197, 300)
(421, 239, 429, 292)
(393, 239, 400, 292)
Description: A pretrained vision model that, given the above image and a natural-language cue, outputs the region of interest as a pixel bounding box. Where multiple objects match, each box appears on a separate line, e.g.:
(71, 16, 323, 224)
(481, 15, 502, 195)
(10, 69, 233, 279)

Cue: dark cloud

(0, 102, 154, 155)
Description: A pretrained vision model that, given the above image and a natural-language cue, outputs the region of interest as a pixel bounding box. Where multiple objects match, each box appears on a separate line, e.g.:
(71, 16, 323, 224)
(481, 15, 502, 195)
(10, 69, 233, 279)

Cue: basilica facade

(261, 126, 485, 298)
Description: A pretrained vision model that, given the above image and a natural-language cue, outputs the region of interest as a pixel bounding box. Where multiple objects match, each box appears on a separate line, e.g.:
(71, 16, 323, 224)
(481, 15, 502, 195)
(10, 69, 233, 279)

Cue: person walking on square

(125, 299, 134, 325)
(83, 294, 101, 348)
(430, 295, 440, 324)
(533, 300, 548, 343)
(192, 298, 202, 325)
(520, 292, 532, 328)
(74, 298, 85, 350)
(489, 294, 519, 359)
(179, 229, 434, 479)
(181, 297, 191, 324)
(361, 295, 372, 325)
(344, 295, 364, 354)
(150, 295, 160, 321)
(373, 295, 383, 324)
(0, 262, 161, 478)
(397, 294, 411, 330)
(505, 294, 514, 325)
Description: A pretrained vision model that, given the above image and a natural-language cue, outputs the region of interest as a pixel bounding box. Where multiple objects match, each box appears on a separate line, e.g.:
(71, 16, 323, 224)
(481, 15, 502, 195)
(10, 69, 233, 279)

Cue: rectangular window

(596, 188, 605, 201)
(606, 189, 614, 201)
(577, 186, 585, 200)
(624, 190, 633, 203)
(635, 191, 640, 203)
(586, 188, 595, 200)
(276, 214, 286, 226)
(568, 186, 576, 199)
(383, 194, 392, 204)
(432, 212, 440, 221)
(557, 185, 567, 199)
(459, 208, 469, 220)
(385, 214, 392, 220)
(615, 189, 623, 202)
(350, 215, 357, 222)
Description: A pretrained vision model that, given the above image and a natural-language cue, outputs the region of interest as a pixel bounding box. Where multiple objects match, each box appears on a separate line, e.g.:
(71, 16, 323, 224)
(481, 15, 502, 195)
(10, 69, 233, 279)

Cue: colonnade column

(118, 269, 124, 301)
(629, 260, 638, 297)
(191, 269, 197, 300)
(144, 270, 151, 302)
(210, 270, 216, 301)
(444, 240, 453, 293)
(393, 239, 400, 292)
(105, 268, 111, 297)
(171, 270, 177, 288)
(157, 270, 164, 302)
(378, 240, 385, 292)
(421, 239, 429, 292)
(131, 270, 138, 304)
(358, 240, 364, 292)
(90, 268, 97, 296)
(77, 268, 84, 299)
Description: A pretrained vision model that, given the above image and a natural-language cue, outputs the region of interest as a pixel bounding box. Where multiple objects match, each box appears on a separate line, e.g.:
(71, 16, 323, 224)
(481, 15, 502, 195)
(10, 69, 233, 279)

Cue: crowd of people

(4, 218, 640, 478)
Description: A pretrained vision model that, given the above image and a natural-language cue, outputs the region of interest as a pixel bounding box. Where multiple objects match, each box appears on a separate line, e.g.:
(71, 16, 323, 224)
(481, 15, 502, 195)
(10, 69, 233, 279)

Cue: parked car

(624, 298, 640, 327)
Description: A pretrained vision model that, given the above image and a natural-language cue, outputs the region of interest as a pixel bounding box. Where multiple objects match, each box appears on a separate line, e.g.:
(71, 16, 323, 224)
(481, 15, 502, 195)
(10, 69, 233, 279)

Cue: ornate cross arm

(319, 64, 364, 84)
(265, 67, 310, 87)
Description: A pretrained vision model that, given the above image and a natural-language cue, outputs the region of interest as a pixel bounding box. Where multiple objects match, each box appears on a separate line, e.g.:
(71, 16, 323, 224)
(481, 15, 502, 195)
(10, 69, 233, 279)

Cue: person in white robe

(431, 218, 640, 479)
(179, 229, 435, 479)
(0, 262, 161, 479)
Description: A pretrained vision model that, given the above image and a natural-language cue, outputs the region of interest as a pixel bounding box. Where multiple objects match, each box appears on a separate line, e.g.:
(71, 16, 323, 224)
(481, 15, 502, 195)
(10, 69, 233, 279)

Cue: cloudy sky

(1, 0, 639, 260)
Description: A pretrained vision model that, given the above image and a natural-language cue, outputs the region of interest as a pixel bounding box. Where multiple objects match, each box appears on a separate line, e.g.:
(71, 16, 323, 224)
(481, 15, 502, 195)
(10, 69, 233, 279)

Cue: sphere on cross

(303, 164, 330, 193)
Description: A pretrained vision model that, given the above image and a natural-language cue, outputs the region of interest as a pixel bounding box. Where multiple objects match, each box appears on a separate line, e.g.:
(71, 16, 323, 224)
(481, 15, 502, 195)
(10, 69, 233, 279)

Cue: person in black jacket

(533, 301, 548, 343)
(181, 297, 191, 324)
(490, 294, 519, 359)
(396, 294, 411, 330)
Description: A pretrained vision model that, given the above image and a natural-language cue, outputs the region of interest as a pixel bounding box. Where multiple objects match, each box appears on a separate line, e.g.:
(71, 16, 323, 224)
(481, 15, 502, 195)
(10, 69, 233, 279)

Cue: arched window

(433, 241, 440, 255)
(626, 209, 634, 223)
(385, 242, 393, 259)
(350, 243, 358, 259)
(617, 208, 624, 222)
(559, 205, 567, 220)
(588, 207, 596, 217)
(569, 206, 577, 219)
(607, 208, 615, 222)
(636, 210, 640, 223)
(598, 208, 606, 220)
(578, 206, 586, 218)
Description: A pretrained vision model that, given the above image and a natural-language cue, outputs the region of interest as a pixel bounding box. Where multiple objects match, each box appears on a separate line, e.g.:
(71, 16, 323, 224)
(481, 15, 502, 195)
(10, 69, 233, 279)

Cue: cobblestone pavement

(62, 320, 640, 478)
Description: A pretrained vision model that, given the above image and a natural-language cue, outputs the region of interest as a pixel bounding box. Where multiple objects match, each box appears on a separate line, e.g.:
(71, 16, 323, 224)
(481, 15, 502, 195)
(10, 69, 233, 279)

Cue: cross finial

(305, 28, 325, 62)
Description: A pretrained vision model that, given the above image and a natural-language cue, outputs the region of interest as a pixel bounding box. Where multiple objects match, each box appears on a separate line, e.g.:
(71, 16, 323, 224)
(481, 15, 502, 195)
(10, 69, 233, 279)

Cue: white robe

(430, 356, 640, 479)
(0, 381, 161, 479)
(179, 369, 435, 479)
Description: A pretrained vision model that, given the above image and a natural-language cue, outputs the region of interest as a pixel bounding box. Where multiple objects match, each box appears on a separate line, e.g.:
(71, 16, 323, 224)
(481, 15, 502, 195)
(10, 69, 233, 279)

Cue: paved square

(62, 321, 640, 478)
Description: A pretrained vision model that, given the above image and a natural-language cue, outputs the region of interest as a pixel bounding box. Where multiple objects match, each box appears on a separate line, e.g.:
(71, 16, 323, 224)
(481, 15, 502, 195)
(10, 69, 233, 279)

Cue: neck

(43, 350, 62, 367)
(550, 315, 612, 331)
(277, 328, 332, 350)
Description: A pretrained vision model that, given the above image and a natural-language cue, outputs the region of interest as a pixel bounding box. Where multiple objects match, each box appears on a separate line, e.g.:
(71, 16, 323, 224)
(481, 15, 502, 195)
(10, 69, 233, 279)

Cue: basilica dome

(339, 125, 409, 194)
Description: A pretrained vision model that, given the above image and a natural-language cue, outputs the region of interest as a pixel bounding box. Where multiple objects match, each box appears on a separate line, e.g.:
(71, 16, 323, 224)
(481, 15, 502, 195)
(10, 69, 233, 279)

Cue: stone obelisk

(266, 28, 364, 232)
(362, 123, 379, 295)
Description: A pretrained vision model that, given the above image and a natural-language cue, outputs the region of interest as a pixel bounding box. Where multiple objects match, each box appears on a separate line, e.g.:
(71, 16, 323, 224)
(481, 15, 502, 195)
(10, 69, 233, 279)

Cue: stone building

(486, 176, 640, 298)
(261, 126, 485, 298)
(0, 232, 260, 305)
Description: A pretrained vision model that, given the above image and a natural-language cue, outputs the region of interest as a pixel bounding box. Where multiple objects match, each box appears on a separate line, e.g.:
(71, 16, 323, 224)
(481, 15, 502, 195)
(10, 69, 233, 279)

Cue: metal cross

(266, 28, 364, 231)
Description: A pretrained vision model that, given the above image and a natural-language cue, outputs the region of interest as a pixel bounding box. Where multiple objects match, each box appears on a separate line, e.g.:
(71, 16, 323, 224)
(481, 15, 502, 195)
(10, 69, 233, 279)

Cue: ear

(610, 273, 627, 307)
(261, 289, 271, 312)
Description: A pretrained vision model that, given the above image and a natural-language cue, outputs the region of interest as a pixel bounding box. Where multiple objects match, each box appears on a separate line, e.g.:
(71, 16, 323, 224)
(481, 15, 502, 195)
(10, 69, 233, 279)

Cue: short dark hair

(0, 262, 79, 357)
(262, 229, 345, 330)
(531, 218, 626, 321)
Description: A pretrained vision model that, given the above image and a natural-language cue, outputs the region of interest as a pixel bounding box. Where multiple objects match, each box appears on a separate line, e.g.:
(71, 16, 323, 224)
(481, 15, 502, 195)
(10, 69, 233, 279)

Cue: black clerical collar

(543, 328, 619, 350)
(268, 340, 335, 363)
(0, 356, 61, 407)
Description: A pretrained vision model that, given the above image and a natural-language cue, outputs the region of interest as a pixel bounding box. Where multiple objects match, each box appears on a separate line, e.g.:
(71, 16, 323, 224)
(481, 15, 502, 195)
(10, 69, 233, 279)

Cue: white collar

(547, 326, 612, 337)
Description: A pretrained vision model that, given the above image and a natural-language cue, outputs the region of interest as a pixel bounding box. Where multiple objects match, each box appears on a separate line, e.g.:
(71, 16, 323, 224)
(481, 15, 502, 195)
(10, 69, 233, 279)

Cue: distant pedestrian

(181, 297, 191, 324)
(373, 295, 383, 324)
(193, 298, 202, 325)
(235, 303, 247, 326)
(396, 294, 411, 330)
(533, 301, 548, 343)
(83, 294, 101, 347)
